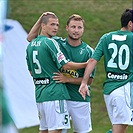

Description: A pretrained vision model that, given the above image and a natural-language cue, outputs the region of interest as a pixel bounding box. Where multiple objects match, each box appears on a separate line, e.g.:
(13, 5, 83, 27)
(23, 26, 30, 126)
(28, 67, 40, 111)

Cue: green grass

(9, 0, 133, 132)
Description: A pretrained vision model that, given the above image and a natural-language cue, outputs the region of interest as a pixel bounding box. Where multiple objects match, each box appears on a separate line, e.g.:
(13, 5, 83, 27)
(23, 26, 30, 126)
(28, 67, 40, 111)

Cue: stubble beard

(68, 34, 80, 40)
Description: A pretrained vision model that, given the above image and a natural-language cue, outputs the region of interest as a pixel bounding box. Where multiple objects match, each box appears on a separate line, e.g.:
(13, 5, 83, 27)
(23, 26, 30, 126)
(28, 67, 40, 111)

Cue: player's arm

(62, 61, 88, 70)
(79, 58, 97, 99)
(67, 77, 93, 85)
(81, 58, 97, 84)
(27, 12, 52, 42)
(27, 17, 41, 42)
(52, 71, 93, 85)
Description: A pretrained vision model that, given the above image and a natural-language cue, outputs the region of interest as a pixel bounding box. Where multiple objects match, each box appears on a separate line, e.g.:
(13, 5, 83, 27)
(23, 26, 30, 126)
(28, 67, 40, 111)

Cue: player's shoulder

(103, 30, 119, 37)
(99, 31, 117, 41)
(52, 36, 66, 42)
(45, 37, 58, 44)
(44, 37, 62, 51)
(81, 41, 94, 54)
(82, 41, 94, 50)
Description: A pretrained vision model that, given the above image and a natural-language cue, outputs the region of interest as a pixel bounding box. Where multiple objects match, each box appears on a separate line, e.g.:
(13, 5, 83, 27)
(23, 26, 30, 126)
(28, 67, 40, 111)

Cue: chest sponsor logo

(61, 69, 79, 78)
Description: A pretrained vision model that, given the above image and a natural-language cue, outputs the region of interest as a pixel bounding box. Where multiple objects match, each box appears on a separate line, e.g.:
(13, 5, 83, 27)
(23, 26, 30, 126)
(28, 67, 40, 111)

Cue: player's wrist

(66, 78, 69, 83)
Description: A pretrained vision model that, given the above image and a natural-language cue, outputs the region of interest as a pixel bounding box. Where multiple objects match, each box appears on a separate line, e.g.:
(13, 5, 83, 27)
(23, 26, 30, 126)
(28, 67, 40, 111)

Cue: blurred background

(2, 0, 133, 133)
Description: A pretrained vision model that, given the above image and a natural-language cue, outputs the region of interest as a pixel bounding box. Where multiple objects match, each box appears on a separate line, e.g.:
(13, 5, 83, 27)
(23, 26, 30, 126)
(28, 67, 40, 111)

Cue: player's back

(104, 30, 132, 94)
(103, 30, 132, 75)
(92, 30, 133, 94)
(26, 35, 70, 102)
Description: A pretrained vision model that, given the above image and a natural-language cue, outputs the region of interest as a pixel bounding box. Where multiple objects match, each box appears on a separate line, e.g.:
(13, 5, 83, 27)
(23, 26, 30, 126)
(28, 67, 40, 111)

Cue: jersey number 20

(107, 43, 130, 70)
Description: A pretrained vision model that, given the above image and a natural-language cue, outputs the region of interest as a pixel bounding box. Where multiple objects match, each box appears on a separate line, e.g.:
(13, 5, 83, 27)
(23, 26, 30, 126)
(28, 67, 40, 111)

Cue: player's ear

(128, 21, 132, 27)
(128, 21, 133, 31)
(41, 23, 46, 30)
(66, 25, 68, 31)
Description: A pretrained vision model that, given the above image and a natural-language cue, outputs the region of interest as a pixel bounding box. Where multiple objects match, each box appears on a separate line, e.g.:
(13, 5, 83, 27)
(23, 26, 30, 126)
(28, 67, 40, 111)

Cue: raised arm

(27, 12, 54, 42)
(27, 15, 42, 42)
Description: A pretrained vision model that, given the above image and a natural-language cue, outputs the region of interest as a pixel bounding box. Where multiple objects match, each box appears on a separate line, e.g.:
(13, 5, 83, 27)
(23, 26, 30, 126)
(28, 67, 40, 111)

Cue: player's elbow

(27, 38, 31, 42)
(88, 58, 97, 65)
(27, 36, 32, 42)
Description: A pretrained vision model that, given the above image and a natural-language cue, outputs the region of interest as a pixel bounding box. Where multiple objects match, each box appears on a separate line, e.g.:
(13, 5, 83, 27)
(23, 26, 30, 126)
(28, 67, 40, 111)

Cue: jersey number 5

(33, 51, 42, 74)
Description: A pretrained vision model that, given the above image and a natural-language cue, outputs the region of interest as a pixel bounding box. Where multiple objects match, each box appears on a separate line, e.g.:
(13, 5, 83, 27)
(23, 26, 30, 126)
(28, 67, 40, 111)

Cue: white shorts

(36, 100, 70, 131)
(104, 82, 133, 125)
(67, 101, 92, 133)
(131, 82, 133, 110)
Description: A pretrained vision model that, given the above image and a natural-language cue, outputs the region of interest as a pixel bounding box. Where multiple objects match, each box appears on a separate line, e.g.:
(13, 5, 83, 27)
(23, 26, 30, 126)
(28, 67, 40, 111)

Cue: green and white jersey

(26, 35, 70, 102)
(92, 30, 133, 94)
(54, 37, 95, 102)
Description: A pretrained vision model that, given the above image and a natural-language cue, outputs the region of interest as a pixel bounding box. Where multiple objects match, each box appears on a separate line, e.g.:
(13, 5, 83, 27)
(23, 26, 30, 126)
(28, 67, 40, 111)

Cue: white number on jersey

(33, 51, 42, 74)
(107, 43, 130, 70)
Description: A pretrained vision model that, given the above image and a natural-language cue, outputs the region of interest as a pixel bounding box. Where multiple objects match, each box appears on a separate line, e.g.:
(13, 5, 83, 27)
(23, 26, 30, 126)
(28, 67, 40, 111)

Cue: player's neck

(121, 27, 128, 31)
(67, 37, 81, 47)
(121, 26, 132, 32)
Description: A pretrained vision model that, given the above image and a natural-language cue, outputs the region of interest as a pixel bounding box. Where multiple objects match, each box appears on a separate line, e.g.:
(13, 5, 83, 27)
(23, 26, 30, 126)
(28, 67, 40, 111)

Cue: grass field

(9, 0, 133, 133)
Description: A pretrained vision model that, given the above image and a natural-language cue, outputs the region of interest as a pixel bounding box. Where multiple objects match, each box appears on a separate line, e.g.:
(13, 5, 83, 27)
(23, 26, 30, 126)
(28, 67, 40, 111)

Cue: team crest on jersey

(57, 52, 65, 63)
(79, 48, 85, 55)
(61, 69, 79, 78)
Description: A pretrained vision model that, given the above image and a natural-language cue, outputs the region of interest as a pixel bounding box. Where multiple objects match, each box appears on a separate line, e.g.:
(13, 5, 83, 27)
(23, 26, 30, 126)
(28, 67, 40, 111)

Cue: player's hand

(39, 12, 56, 23)
(78, 83, 90, 100)
(52, 71, 68, 83)
(39, 12, 55, 21)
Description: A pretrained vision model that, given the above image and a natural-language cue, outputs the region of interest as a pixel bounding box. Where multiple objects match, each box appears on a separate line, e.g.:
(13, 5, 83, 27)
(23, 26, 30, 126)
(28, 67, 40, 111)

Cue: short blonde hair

(67, 14, 84, 25)
(41, 12, 58, 24)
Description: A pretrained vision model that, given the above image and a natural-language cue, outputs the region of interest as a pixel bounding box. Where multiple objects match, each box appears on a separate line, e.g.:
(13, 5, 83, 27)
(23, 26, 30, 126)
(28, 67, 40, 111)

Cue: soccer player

(52, 14, 95, 133)
(27, 13, 95, 133)
(26, 12, 87, 133)
(79, 9, 133, 133)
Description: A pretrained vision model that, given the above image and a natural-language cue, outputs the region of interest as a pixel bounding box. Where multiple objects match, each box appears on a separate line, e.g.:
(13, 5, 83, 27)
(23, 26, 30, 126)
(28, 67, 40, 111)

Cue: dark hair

(41, 12, 58, 24)
(66, 14, 84, 25)
(121, 8, 133, 27)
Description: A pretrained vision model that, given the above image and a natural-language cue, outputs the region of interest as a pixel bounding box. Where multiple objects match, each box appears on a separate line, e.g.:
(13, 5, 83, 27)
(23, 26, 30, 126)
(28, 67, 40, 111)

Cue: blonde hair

(41, 12, 58, 24)
(67, 14, 84, 25)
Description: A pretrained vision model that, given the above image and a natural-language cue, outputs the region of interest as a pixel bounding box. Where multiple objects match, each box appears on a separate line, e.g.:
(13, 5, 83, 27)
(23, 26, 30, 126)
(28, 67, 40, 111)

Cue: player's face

(66, 20, 84, 40)
(42, 18, 59, 37)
